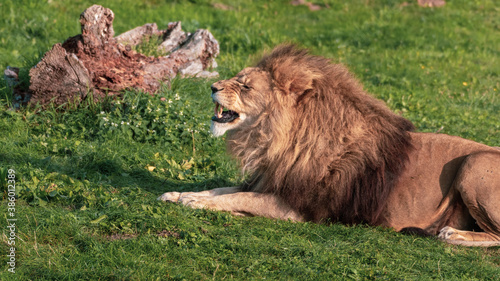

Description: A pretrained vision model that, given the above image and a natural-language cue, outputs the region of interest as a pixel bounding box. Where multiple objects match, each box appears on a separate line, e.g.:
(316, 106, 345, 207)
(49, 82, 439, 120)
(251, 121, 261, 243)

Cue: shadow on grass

(0, 150, 237, 197)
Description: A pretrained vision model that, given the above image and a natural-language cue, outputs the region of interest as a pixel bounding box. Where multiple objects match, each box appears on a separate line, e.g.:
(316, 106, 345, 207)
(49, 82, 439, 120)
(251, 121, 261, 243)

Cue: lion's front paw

(178, 194, 217, 210)
(438, 226, 466, 241)
(158, 192, 220, 210)
(157, 192, 182, 202)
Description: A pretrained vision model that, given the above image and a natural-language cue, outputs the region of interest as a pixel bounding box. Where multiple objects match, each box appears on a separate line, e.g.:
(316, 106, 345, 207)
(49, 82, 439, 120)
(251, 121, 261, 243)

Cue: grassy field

(1, 0, 499, 280)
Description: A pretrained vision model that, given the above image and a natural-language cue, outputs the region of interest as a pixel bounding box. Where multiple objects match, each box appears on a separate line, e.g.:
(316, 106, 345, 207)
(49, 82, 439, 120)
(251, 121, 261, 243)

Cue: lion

(159, 45, 500, 246)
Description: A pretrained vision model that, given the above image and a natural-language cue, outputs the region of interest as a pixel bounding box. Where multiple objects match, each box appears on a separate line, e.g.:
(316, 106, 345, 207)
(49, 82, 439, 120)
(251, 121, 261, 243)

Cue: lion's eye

(242, 84, 251, 90)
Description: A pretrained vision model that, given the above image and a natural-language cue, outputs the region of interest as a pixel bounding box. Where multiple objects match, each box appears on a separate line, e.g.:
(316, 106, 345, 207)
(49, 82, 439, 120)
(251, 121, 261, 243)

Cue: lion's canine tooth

(214, 102, 223, 118)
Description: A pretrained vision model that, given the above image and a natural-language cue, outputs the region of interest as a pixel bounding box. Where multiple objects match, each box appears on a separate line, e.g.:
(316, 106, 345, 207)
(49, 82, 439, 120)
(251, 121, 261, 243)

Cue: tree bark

(27, 5, 219, 107)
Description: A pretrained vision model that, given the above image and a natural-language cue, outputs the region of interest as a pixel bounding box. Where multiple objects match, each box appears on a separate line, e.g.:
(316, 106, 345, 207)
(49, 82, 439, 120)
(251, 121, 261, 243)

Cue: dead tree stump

(28, 5, 219, 106)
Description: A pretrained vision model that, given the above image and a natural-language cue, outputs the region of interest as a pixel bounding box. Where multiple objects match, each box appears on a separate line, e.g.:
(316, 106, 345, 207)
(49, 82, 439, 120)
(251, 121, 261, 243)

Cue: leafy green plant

(133, 34, 168, 57)
(96, 90, 211, 145)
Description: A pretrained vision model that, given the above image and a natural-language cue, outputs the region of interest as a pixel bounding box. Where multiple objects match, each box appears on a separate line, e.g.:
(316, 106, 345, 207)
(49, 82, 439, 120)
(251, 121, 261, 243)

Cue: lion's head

(210, 67, 273, 137)
(210, 45, 415, 224)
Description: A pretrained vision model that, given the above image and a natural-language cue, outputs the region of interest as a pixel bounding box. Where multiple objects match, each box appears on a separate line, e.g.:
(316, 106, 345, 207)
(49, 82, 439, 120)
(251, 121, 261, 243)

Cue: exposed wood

(29, 44, 91, 105)
(26, 4, 219, 107)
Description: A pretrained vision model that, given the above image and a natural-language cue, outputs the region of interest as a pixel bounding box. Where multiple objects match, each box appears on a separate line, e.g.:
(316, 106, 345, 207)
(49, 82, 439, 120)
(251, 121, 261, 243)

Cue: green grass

(1, 0, 499, 279)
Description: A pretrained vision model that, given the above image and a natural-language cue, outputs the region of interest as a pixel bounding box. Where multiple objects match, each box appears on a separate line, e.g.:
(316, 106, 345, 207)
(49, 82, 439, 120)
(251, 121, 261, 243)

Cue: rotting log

(25, 5, 218, 107)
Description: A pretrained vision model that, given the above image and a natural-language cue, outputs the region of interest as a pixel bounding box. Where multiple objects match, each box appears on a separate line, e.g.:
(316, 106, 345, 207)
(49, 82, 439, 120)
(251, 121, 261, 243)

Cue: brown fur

(231, 45, 414, 224)
(160, 45, 500, 246)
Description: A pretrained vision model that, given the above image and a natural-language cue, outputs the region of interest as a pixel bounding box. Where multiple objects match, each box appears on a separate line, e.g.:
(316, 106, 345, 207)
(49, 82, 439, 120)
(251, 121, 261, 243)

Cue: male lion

(159, 45, 500, 246)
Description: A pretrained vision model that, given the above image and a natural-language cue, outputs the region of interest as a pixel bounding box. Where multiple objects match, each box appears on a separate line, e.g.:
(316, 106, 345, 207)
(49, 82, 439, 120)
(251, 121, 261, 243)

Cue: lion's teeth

(218, 104, 223, 118)
(214, 103, 223, 118)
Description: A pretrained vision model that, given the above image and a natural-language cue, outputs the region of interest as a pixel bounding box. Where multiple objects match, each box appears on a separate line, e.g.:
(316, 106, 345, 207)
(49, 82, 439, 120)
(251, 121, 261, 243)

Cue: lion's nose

(211, 85, 222, 93)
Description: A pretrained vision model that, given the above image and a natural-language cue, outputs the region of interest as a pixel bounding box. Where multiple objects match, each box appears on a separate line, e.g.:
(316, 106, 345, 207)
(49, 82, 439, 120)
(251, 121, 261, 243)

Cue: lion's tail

(399, 227, 434, 237)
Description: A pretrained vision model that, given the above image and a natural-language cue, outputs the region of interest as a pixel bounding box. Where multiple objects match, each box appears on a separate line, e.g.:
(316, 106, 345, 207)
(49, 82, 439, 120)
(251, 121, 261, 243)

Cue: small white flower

(100, 111, 105, 114)
(121, 121, 124, 125)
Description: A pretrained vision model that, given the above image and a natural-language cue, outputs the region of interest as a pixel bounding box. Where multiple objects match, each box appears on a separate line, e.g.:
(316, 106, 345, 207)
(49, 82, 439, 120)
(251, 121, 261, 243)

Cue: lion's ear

(274, 69, 318, 104)
(288, 75, 314, 96)
(273, 67, 319, 102)
(258, 44, 321, 100)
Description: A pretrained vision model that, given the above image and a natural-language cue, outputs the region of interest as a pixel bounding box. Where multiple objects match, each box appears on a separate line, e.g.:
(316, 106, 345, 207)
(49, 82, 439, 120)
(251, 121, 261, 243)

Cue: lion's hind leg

(438, 151, 500, 246)
(439, 226, 500, 246)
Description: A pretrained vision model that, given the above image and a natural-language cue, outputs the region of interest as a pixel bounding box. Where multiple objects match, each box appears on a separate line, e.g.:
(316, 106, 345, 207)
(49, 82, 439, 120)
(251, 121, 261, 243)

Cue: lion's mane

(227, 45, 415, 224)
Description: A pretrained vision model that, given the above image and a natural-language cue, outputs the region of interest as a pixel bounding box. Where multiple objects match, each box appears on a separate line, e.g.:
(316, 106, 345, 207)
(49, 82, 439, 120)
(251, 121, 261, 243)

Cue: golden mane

(227, 45, 415, 224)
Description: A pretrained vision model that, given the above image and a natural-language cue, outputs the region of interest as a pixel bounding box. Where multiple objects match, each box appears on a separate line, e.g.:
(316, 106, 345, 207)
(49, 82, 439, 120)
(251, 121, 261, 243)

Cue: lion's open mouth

(212, 102, 239, 123)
